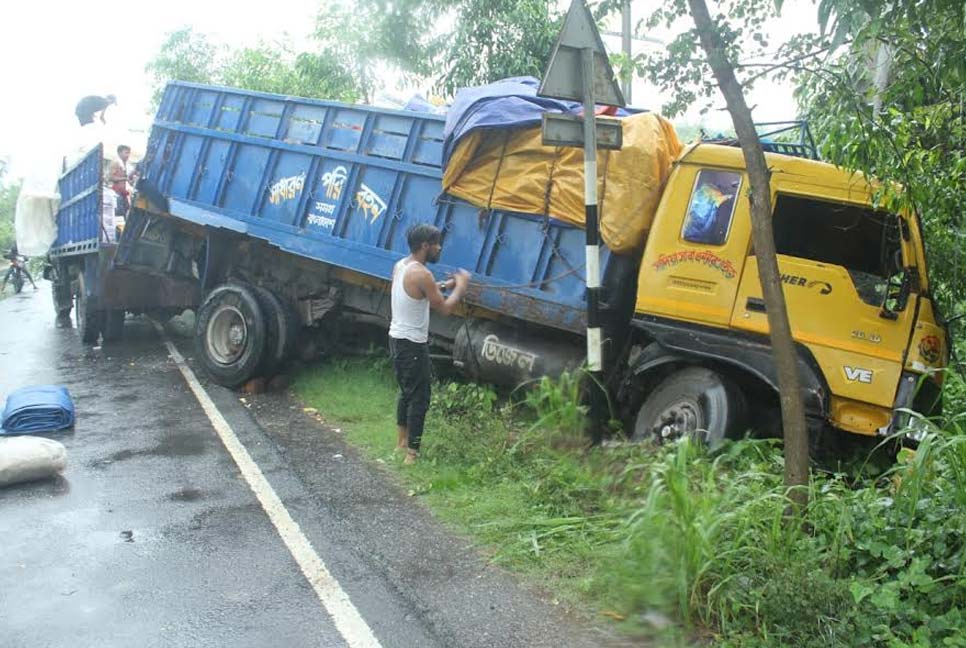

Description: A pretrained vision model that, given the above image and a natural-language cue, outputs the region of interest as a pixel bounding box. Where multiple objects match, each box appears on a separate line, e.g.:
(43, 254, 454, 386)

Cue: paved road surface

(0, 284, 618, 647)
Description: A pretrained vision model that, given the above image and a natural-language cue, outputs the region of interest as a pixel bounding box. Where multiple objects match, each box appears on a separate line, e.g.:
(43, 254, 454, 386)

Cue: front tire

(195, 283, 267, 388)
(631, 367, 745, 447)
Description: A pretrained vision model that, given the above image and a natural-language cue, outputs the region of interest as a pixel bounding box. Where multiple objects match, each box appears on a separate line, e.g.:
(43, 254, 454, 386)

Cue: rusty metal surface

(100, 267, 200, 310)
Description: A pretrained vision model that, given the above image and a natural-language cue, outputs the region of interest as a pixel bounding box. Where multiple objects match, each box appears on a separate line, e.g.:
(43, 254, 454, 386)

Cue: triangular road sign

(538, 0, 626, 107)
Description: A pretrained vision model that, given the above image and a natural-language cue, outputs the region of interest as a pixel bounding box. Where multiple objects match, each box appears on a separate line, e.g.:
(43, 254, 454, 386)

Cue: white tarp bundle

(14, 174, 60, 257)
(0, 436, 67, 487)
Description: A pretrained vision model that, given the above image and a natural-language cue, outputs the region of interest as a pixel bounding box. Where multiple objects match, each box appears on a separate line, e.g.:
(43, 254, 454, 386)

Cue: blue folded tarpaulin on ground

(1, 385, 75, 435)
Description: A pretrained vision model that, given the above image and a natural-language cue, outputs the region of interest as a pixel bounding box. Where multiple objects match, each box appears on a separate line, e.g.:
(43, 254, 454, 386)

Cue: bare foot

(403, 450, 418, 465)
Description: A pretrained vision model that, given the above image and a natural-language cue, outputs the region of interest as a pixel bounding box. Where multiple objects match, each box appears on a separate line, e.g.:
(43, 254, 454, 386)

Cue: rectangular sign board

(541, 112, 623, 150)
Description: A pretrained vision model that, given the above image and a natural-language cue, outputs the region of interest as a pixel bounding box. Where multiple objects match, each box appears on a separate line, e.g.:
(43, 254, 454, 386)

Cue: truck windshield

(771, 194, 904, 306)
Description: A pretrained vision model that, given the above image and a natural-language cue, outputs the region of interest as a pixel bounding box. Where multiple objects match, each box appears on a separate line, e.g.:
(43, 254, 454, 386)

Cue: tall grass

(295, 359, 966, 645)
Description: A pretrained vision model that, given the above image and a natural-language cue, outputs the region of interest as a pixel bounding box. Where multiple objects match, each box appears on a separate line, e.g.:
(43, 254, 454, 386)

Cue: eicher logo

(269, 173, 306, 205)
(780, 273, 832, 295)
(844, 366, 873, 384)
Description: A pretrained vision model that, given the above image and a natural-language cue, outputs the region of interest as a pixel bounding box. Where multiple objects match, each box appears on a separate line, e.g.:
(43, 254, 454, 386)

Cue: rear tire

(195, 283, 267, 388)
(12, 271, 24, 294)
(103, 310, 125, 342)
(252, 286, 298, 375)
(631, 367, 745, 448)
(51, 262, 73, 323)
(75, 272, 102, 344)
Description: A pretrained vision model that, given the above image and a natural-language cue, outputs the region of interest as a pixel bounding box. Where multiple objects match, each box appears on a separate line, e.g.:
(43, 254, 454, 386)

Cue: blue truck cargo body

(142, 81, 614, 334)
(51, 144, 103, 257)
(46, 141, 199, 343)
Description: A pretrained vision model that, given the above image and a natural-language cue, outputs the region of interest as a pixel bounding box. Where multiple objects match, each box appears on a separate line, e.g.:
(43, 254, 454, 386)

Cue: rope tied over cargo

(478, 131, 512, 231)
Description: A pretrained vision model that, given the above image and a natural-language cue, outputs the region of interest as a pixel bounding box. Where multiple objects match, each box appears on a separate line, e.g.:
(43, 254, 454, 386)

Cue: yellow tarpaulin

(442, 112, 683, 253)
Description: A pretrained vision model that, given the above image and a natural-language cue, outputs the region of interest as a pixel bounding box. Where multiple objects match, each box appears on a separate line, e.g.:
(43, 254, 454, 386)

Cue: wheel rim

(637, 397, 707, 444)
(207, 305, 249, 365)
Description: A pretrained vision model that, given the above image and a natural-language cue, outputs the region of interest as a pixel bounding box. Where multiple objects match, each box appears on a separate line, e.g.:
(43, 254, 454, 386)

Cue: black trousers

(390, 336, 431, 452)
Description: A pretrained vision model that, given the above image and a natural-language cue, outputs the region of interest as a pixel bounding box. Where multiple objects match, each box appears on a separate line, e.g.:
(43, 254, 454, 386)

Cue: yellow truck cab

(623, 143, 947, 449)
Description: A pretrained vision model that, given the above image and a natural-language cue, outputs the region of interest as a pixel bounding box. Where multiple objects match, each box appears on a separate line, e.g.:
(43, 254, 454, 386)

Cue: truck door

(637, 165, 750, 328)
(729, 187, 918, 430)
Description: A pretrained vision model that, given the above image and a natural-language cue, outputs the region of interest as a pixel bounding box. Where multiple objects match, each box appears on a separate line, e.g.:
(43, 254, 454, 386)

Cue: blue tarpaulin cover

(441, 77, 581, 168)
(1, 385, 76, 435)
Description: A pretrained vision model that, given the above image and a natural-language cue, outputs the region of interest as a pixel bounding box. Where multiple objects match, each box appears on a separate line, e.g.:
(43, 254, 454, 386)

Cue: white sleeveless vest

(389, 259, 430, 343)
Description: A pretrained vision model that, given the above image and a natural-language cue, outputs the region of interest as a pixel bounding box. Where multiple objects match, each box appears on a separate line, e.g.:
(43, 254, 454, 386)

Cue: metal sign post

(580, 47, 603, 375)
(538, 0, 625, 437)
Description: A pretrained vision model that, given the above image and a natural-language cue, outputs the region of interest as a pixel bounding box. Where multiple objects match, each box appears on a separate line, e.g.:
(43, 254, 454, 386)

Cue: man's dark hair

(117, 145, 131, 155)
(406, 223, 441, 253)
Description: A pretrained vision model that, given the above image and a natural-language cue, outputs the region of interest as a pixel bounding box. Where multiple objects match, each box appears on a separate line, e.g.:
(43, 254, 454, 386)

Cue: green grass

(295, 356, 966, 646)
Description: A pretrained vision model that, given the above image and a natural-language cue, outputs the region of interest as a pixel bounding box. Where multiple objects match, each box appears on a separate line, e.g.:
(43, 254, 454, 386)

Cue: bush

(298, 360, 966, 646)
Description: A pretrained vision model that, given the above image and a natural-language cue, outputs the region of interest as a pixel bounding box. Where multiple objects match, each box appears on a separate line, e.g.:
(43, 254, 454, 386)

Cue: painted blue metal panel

(195, 139, 232, 204)
(167, 135, 205, 200)
(142, 81, 617, 333)
(51, 144, 103, 257)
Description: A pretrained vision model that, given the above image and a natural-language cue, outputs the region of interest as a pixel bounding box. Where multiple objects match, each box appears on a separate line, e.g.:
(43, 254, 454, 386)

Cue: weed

(295, 356, 966, 647)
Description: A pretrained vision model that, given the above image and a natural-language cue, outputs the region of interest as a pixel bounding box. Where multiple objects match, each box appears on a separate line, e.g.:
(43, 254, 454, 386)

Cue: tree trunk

(687, 0, 810, 510)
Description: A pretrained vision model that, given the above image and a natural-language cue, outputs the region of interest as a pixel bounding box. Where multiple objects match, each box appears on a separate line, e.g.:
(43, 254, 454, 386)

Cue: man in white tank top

(389, 224, 470, 464)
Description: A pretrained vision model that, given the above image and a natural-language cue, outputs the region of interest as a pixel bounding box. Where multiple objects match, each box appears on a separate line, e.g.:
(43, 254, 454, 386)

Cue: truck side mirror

(879, 267, 916, 320)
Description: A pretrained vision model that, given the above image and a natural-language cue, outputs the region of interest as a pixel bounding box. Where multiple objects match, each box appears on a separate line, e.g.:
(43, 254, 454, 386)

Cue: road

(0, 284, 617, 648)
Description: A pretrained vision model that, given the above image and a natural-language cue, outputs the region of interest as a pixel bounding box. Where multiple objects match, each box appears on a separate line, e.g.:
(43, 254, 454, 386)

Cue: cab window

(681, 169, 741, 246)
(772, 194, 905, 306)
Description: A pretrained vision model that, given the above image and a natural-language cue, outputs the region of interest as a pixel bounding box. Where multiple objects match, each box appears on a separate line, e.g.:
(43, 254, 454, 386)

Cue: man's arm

(414, 267, 469, 316)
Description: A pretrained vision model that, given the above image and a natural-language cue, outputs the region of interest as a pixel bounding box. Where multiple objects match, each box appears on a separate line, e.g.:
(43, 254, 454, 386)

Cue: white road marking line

(158, 328, 382, 648)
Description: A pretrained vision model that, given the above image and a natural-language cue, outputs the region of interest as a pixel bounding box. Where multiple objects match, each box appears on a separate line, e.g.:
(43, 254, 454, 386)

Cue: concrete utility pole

(621, 1, 632, 104)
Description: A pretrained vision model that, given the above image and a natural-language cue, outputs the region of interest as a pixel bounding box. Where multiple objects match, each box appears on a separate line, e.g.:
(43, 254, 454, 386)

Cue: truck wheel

(252, 286, 298, 376)
(631, 367, 745, 447)
(196, 283, 266, 388)
(75, 273, 102, 344)
(103, 310, 125, 342)
(52, 264, 73, 326)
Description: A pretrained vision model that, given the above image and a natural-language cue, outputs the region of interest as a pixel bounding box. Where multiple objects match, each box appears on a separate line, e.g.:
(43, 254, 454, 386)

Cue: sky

(0, 0, 818, 187)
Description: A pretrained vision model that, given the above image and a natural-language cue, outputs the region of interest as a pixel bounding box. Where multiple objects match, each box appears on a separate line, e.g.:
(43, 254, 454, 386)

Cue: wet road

(0, 284, 616, 647)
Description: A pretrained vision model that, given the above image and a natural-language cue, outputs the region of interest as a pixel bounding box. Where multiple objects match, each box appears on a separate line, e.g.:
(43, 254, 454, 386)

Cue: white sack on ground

(0, 437, 67, 487)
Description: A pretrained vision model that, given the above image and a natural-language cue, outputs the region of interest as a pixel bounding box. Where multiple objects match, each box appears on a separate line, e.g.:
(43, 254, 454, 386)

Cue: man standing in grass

(389, 224, 470, 465)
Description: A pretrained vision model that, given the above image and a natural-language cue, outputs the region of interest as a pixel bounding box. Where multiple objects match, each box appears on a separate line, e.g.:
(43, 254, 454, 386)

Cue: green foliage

(521, 370, 588, 441)
(295, 356, 966, 645)
(621, 0, 781, 118)
(0, 168, 20, 253)
(220, 43, 361, 103)
(431, 0, 562, 95)
(794, 0, 966, 309)
(323, 0, 562, 97)
(145, 28, 220, 106)
(145, 28, 363, 108)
